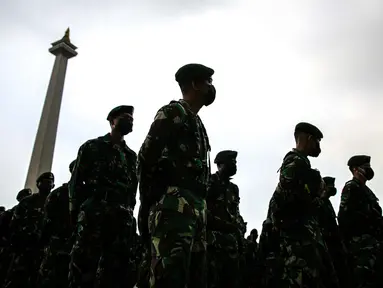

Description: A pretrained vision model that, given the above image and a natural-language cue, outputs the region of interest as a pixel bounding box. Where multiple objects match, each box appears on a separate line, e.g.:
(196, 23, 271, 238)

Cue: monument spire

(24, 29, 78, 192)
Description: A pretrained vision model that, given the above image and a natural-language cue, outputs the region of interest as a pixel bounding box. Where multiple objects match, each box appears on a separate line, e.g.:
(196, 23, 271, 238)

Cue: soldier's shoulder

(343, 179, 360, 189)
(156, 101, 187, 120)
(18, 193, 39, 207)
(281, 150, 309, 168)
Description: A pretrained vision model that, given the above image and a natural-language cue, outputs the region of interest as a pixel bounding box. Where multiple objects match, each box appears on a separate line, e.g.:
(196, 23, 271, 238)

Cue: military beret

(69, 160, 76, 173)
(175, 63, 214, 84)
(347, 155, 371, 167)
(214, 150, 238, 164)
(295, 122, 323, 139)
(16, 188, 32, 202)
(107, 105, 134, 121)
(36, 172, 54, 183)
(323, 176, 335, 187)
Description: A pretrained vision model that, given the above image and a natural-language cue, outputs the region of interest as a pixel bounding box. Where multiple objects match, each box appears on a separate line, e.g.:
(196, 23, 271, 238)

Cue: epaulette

(169, 100, 187, 119)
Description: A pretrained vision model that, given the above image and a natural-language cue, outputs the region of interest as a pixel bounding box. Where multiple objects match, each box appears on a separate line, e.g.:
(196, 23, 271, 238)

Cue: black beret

(36, 172, 54, 183)
(214, 150, 238, 164)
(16, 188, 32, 202)
(347, 155, 371, 167)
(107, 105, 134, 121)
(323, 176, 335, 186)
(250, 228, 258, 235)
(295, 122, 323, 139)
(69, 160, 76, 173)
(175, 63, 214, 84)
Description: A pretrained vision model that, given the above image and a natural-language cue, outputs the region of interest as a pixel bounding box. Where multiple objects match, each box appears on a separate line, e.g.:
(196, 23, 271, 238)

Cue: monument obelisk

(24, 29, 77, 192)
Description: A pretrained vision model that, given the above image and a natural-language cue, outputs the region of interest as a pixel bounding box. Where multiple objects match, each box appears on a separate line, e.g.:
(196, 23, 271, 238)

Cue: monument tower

(24, 29, 78, 192)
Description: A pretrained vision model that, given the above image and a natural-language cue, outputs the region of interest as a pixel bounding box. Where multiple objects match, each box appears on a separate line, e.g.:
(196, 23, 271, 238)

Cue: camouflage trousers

(348, 234, 381, 288)
(207, 246, 239, 288)
(37, 243, 70, 288)
(276, 236, 339, 288)
(149, 186, 207, 288)
(137, 245, 151, 288)
(69, 198, 134, 288)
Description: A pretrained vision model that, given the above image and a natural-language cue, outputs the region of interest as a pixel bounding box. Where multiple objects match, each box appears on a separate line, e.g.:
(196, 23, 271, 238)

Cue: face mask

(116, 118, 133, 135)
(204, 85, 216, 106)
(327, 187, 337, 197)
(357, 167, 374, 181)
(308, 138, 321, 157)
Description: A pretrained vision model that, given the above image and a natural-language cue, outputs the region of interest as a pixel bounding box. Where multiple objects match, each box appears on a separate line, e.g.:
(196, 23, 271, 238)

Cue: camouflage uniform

(38, 160, 76, 288)
(205, 150, 242, 288)
(268, 123, 339, 288)
(4, 173, 54, 288)
(318, 177, 350, 288)
(138, 95, 211, 287)
(68, 130, 137, 288)
(244, 229, 259, 287)
(206, 172, 241, 287)
(338, 155, 383, 288)
(0, 189, 31, 286)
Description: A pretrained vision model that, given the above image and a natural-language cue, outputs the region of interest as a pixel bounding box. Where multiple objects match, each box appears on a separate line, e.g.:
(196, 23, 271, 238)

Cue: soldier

(0, 189, 32, 286)
(244, 228, 259, 287)
(338, 155, 383, 288)
(267, 122, 339, 287)
(320, 177, 350, 288)
(138, 63, 215, 287)
(69, 105, 137, 288)
(206, 150, 241, 288)
(5, 172, 55, 288)
(38, 160, 76, 287)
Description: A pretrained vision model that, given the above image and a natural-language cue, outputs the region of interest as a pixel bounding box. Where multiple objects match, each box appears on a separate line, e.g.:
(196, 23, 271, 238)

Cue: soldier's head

(107, 105, 134, 136)
(175, 64, 216, 109)
(214, 150, 238, 177)
(16, 188, 32, 202)
(250, 228, 258, 242)
(322, 176, 337, 198)
(36, 172, 55, 194)
(69, 160, 76, 174)
(348, 155, 374, 183)
(294, 122, 323, 158)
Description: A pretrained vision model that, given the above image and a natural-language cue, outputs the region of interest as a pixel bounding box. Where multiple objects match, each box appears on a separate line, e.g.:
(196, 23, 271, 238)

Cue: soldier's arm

(69, 142, 92, 215)
(40, 191, 57, 246)
(9, 202, 27, 247)
(138, 104, 183, 205)
(279, 155, 308, 193)
(130, 154, 138, 209)
(271, 155, 311, 226)
(338, 183, 365, 238)
(138, 103, 183, 174)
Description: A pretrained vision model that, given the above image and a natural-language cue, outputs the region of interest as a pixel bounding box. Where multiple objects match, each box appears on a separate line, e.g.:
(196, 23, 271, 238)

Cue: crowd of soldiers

(0, 63, 382, 288)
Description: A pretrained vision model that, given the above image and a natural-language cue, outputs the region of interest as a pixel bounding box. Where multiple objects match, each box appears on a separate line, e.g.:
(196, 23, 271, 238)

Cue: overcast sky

(1, 0, 383, 234)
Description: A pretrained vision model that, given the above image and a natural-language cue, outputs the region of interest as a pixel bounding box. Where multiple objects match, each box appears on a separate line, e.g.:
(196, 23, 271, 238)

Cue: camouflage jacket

(69, 133, 138, 214)
(338, 178, 383, 242)
(138, 99, 211, 206)
(269, 149, 324, 240)
(9, 193, 47, 251)
(41, 183, 72, 253)
(0, 207, 16, 247)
